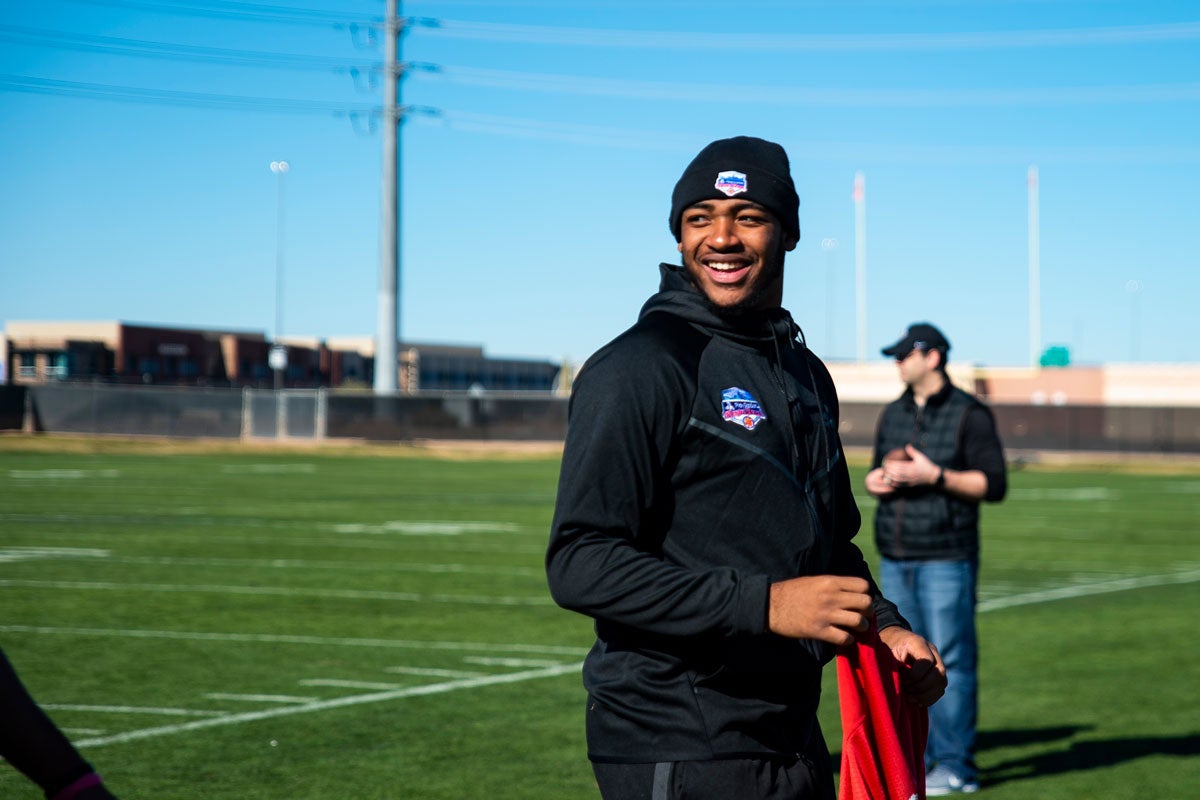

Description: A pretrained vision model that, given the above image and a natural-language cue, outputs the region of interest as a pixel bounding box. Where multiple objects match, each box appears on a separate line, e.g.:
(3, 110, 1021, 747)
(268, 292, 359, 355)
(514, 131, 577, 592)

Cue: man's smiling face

(677, 198, 797, 314)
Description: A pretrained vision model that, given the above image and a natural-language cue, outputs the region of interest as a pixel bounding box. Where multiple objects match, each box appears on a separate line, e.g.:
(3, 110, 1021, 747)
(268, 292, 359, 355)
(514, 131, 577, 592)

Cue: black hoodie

(546, 264, 906, 764)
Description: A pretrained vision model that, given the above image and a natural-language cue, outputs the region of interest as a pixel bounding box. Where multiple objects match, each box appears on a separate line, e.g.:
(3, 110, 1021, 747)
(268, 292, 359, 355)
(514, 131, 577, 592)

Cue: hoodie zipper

(768, 317, 838, 557)
(767, 317, 803, 479)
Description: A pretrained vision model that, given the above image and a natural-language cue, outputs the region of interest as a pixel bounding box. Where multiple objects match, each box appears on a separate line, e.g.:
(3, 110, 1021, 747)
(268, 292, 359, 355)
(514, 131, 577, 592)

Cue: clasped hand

(768, 575, 947, 706)
(866, 445, 939, 495)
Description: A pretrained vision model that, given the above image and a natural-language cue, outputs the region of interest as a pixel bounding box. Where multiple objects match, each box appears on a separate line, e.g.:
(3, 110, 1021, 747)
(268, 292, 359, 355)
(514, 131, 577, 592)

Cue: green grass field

(1, 437, 1197, 799)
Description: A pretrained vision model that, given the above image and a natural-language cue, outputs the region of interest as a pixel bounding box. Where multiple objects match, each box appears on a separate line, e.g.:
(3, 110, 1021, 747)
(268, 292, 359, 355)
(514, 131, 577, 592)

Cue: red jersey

(836, 627, 929, 800)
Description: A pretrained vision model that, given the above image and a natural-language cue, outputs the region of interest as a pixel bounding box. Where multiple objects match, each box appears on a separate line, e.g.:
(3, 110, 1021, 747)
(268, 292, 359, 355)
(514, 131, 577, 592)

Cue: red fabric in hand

(836, 626, 929, 800)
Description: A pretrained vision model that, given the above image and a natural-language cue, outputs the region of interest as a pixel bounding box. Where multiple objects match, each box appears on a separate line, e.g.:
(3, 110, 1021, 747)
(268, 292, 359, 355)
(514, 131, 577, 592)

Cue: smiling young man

(547, 137, 946, 800)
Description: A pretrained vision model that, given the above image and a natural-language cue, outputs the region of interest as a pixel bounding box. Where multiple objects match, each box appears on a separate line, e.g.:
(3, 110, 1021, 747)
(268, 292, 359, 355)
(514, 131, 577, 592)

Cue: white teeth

(706, 263, 745, 272)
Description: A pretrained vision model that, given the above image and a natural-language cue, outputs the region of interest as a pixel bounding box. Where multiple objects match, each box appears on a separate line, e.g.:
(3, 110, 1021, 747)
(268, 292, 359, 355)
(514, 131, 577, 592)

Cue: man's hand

(864, 466, 896, 497)
(881, 445, 940, 489)
(879, 626, 947, 707)
(768, 576, 874, 646)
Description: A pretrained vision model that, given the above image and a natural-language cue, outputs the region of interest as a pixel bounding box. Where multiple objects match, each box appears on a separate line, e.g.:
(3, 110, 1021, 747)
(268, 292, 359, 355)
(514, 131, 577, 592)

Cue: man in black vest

(864, 322, 1007, 796)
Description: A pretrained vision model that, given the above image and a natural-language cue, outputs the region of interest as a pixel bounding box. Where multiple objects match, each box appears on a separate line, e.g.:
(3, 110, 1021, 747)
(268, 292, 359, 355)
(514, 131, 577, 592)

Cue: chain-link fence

(9, 383, 244, 438)
(242, 389, 327, 439)
(1, 384, 569, 443)
(2, 384, 1197, 454)
(836, 401, 1200, 454)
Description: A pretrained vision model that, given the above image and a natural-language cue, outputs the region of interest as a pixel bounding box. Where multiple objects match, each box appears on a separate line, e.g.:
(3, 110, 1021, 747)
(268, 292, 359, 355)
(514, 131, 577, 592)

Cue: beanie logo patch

(714, 170, 748, 197)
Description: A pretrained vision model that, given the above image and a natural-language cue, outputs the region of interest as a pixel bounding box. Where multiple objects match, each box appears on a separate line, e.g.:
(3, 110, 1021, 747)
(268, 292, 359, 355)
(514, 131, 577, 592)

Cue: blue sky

(1, 0, 1198, 368)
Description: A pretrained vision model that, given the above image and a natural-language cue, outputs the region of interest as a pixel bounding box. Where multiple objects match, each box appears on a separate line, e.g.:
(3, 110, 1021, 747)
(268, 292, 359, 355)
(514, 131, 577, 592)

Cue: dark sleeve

(545, 340, 769, 640)
(0, 647, 115, 799)
(962, 405, 1007, 502)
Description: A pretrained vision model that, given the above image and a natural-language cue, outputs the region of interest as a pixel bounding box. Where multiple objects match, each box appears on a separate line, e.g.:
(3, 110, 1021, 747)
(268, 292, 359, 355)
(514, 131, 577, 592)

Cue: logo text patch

(721, 387, 766, 430)
(714, 170, 748, 197)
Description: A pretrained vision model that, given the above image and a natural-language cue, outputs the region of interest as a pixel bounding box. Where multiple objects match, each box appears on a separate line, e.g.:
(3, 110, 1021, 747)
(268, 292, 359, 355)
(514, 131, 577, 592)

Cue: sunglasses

(894, 345, 931, 362)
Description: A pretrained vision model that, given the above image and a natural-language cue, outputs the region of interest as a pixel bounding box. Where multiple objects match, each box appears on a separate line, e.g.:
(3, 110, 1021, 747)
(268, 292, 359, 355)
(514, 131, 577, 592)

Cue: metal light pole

(374, 0, 402, 394)
(269, 160, 290, 392)
(1028, 166, 1041, 368)
(853, 172, 867, 363)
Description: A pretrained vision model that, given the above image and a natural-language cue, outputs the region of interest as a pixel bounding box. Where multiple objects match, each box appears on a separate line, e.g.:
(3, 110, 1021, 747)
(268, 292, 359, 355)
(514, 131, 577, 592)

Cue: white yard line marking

(0, 624, 590, 657)
(332, 520, 521, 536)
(42, 704, 226, 717)
(0, 522, 548, 556)
(0, 547, 110, 563)
(988, 560, 1148, 573)
(463, 656, 565, 668)
(384, 666, 483, 678)
(204, 693, 316, 704)
(25, 568, 1199, 752)
(62, 728, 105, 736)
(88, 554, 542, 578)
(300, 679, 407, 690)
(0, 579, 553, 607)
(1009, 487, 1116, 501)
(978, 568, 1200, 613)
(72, 662, 583, 749)
(7, 469, 120, 480)
(220, 464, 316, 474)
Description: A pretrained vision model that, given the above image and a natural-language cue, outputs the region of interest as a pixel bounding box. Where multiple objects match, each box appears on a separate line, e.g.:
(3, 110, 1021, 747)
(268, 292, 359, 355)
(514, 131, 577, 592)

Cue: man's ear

(677, 242, 684, 253)
(783, 234, 798, 252)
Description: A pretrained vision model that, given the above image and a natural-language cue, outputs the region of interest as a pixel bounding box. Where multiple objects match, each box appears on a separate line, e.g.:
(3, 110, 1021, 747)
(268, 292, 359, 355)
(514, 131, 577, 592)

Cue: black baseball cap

(881, 322, 950, 358)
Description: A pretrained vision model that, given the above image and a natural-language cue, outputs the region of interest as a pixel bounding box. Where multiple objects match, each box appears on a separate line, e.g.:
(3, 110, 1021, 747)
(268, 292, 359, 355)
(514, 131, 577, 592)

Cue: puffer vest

(873, 384, 982, 560)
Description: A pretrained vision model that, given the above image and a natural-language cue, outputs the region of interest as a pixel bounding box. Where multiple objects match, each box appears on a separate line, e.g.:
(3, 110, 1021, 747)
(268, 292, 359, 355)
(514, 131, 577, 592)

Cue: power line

(14, 23, 1199, 108)
(9, 25, 1198, 108)
(6, 7, 1196, 162)
(58, 3, 1200, 51)
(9, 25, 1199, 109)
(0, 24, 376, 71)
(66, 0, 379, 26)
(410, 111, 1200, 163)
(0, 73, 379, 116)
(439, 65, 1200, 107)
(424, 18, 1200, 50)
(5, 71, 1199, 162)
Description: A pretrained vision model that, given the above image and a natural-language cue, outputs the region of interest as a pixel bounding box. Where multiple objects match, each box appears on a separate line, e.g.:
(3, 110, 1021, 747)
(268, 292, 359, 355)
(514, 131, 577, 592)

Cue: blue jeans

(879, 557, 978, 781)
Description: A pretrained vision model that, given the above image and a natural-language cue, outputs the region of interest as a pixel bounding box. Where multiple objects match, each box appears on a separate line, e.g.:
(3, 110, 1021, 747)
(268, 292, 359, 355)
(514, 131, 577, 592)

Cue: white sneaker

(925, 764, 979, 795)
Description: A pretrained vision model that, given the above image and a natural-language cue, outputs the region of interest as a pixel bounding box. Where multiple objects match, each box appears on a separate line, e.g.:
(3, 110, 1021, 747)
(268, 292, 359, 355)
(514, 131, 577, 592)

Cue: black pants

(592, 750, 835, 800)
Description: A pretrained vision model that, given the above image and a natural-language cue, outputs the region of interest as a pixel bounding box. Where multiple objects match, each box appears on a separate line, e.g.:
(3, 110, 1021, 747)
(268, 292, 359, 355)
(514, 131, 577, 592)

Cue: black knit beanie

(669, 136, 800, 242)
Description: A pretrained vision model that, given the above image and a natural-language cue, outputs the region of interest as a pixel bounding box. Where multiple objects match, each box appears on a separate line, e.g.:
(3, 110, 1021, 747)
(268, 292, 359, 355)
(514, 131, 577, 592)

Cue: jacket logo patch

(721, 387, 766, 430)
(714, 170, 747, 197)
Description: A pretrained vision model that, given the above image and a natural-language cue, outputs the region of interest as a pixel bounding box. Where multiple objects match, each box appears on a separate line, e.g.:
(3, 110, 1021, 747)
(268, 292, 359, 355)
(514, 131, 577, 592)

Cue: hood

(639, 263, 802, 347)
